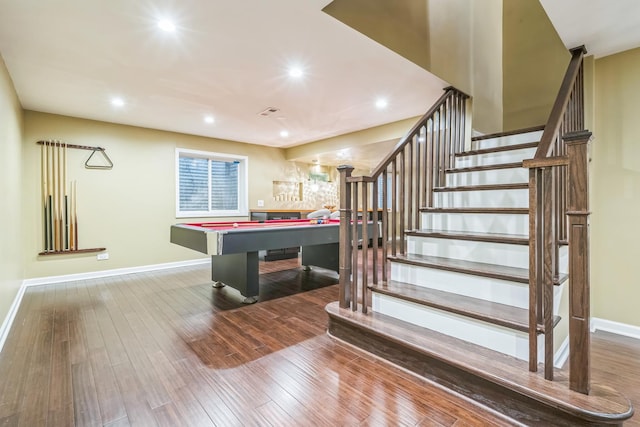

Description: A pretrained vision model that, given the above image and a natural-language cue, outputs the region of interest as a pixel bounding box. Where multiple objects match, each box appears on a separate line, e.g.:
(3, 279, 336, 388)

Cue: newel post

(337, 165, 354, 309)
(564, 130, 592, 395)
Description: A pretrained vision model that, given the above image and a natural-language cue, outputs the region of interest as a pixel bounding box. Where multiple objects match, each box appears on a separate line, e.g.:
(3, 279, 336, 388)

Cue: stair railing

(523, 46, 591, 394)
(337, 87, 469, 313)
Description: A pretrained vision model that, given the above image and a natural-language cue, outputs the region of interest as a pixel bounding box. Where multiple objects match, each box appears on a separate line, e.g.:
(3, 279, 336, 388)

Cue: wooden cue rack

(37, 140, 110, 256)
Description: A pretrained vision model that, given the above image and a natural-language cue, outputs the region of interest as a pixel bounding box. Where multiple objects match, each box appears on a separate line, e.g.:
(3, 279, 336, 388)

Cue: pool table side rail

(171, 221, 375, 256)
(170, 224, 220, 255)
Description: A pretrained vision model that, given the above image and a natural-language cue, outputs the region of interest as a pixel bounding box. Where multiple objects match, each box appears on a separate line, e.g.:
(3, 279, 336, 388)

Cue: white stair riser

(455, 147, 537, 168)
(446, 167, 528, 187)
(372, 294, 542, 362)
(421, 212, 528, 235)
(472, 130, 543, 150)
(559, 245, 568, 275)
(391, 262, 529, 308)
(435, 189, 528, 208)
(407, 236, 529, 269)
(390, 263, 566, 314)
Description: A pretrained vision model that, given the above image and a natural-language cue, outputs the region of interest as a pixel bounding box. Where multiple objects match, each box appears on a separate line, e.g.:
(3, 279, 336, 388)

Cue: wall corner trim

(0, 282, 27, 354)
(591, 317, 640, 341)
(553, 336, 570, 369)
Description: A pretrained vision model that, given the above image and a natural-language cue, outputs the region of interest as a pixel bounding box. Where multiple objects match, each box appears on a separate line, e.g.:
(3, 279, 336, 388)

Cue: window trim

(175, 148, 249, 218)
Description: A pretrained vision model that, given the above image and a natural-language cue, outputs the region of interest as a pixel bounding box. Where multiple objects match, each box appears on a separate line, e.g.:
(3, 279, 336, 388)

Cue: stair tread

(433, 183, 528, 192)
(420, 207, 529, 214)
(326, 301, 634, 422)
(445, 162, 524, 174)
(471, 125, 545, 141)
(456, 141, 538, 157)
(390, 253, 530, 283)
(389, 253, 568, 285)
(370, 280, 559, 333)
(406, 229, 529, 245)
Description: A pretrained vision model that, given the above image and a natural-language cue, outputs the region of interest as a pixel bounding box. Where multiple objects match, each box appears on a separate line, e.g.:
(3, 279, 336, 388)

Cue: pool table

(170, 218, 354, 303)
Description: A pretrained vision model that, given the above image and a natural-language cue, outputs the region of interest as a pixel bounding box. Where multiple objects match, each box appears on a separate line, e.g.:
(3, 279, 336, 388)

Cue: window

(176, 148, 248, 217)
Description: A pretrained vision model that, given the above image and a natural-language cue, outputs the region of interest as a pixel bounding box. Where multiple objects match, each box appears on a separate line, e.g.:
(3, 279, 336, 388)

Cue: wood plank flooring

(0, 258, 638, 426)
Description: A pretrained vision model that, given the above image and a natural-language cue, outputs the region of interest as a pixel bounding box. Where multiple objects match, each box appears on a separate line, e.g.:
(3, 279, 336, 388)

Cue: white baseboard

(1, 258, 210, 354)
(0, 282, 27, 353)
(591, 317, 640, 340)
(553, 336, 570, 369)
(552, 319, 640, 370)
(22, 257, 210, 287)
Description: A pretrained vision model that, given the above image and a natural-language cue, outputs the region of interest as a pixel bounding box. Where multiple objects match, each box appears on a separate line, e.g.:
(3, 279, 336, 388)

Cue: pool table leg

(210, 251, 260, 303)
(301, 242, 339, 272)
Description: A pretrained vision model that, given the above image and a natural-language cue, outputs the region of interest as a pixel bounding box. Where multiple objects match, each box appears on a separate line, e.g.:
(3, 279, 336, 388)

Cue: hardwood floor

(0, 259, 637, 426)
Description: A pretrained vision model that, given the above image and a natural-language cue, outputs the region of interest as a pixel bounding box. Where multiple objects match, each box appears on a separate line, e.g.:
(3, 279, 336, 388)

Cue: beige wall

(323, 0, 503, 134)
(0, 55, 24, 326)
(591, 47, 640, 327)
(502, 0, 568, 130)
(322, 0, 431, 71)
(470, 0, 503, 134)
(285, 116, 416, 164)
(427, 0, 503, 133)
(22, 112, 319, 279)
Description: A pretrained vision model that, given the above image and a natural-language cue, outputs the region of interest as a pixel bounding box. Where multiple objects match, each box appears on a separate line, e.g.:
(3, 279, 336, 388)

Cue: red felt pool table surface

(185, 218, 340, 231)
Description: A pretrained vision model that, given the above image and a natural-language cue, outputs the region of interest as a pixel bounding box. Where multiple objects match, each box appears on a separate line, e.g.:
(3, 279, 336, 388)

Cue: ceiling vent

(259, 107, 280, 116)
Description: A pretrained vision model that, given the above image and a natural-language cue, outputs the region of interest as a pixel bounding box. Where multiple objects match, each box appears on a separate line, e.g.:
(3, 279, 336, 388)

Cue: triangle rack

(36, 140, 113, 170)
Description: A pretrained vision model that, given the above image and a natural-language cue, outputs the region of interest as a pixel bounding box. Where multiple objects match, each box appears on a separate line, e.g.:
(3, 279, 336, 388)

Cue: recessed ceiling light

(158, 19, 176, 33)
(204, 115, 214, 124)
(111, 97, 125, 107)
(288, 67, 303, 78)
(375, 98, 388, 109)
(280, 130, 289, 138)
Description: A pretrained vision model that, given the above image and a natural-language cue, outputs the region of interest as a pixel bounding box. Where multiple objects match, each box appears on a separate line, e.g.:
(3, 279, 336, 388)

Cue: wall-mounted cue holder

(36, 140, 109, 256)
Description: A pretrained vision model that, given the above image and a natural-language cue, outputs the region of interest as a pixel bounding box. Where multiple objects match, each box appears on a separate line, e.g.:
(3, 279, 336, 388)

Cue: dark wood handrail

(534, 46, 586, 159)
(338, 86, 469, 313)
(526, 45, 591, 395)
(364, 87, 469, 182)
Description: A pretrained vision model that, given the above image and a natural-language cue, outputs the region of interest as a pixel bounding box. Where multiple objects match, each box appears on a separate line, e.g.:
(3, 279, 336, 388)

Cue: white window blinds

(176, 149, 248, 217)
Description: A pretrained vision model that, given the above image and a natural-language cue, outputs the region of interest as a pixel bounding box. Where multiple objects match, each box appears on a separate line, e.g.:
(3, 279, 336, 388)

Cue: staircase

(372, 126, 569, 365)
(327, 49, 634, 425)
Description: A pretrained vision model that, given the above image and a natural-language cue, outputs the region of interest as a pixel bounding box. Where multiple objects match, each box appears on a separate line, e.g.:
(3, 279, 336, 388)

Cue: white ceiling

(0, 0, 446, 148)
(540, 0, 640, 58)
(2, 1, 638, 151)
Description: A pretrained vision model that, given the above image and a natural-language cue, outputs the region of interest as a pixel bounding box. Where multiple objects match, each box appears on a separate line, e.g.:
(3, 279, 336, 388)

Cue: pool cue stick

(56, 142, 61, 251)
(69, 180, 74, 251)
(51, 142, 57, 251)
(46, 140, 52, 251)
(52, 141, 56, 251)
(58, 141, 63, 251)
(46, 141, 53, 251)
(63, 142, 68, 250)
(49, 142, 54, 251)
(73, 180, 78, 250)
(41, 142, 47, 251)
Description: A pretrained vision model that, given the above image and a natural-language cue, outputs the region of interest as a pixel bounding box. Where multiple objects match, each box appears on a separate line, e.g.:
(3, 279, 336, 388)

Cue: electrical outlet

(97, 252, 109, 261)
(257, 199, 264, 207)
